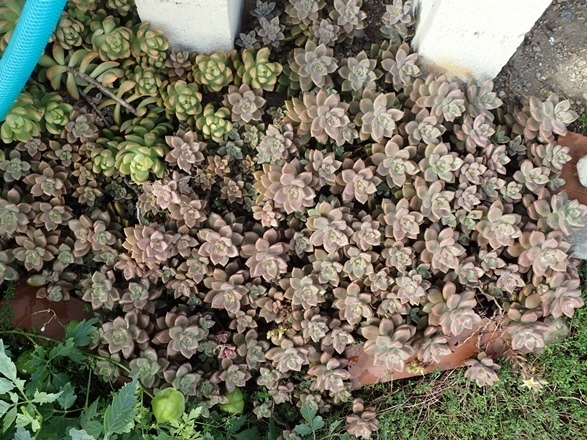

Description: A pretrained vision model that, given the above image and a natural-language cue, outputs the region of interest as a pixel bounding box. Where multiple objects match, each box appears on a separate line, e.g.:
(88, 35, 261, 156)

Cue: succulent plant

(153, 312, 209, 359)
(404, 108, 446, 145)
(464, 353, 500, 386)
(123, 223, 180, 269)
(426, 283, 482, 337)
(380, 0, 413, 42)
(223, 84, 266, 124)
(81, 269, 120, 310)
(203, 269, 248, 314)
(1, 92, 42, 143)
(164, 129, 206, 172)
(362, 317, 416, 371)
(163, 48, 194, 82)
(193, 51, 235, 92)
(90, 15, 132, 61)
(290, 40, 338, 92)
(311, 18, 339, 46)
(330, 0, 367, 39)
(346, 398, 379, 439)
(511, 230, 571, 277)
(523, 94, 578, 142)
(338, 51, 380, 97)
(381, 43, 420, 89)
(306, 201, 352, 254)
(371, 138, 418, 187)
(241, 229, 289, 282)
(255, 159, 316, 214)
(131, 22, 169, 66)
(256, 124, 295, 164)
(335, 159, 381, 204)
(196, 103, 233, 143)
(100, 311, 149, 359)
(266, 339, 309, 373)
(356, 89, 404, 142)
(258, 16, 285, 48)
(333, 282, 372, 325)
(302, 90, 351, 145)
(163, 80, 203, 122)
(412, 74, 466, 123)
(475, 200, 522, 249)
(237, 47, 283, 91)
(198, 214, 244, 266)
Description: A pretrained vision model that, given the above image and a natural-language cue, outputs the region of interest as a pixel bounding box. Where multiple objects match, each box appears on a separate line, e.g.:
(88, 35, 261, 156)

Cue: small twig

(66, 66, 138, 116)
(79, 90, 109, 126)
(555, 396, 587, 406)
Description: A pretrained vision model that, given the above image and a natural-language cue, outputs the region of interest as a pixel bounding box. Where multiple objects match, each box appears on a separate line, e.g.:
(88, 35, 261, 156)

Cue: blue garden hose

(0, 0, 67, 122)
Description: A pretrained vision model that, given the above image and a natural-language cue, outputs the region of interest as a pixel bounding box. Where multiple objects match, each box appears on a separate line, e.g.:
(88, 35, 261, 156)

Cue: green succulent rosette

(91, 147, 118, 177)
(90, 15, 132, 61)
(237, 47, 283, 92)
(131, 22, 169, 67)
(163, 80, 203, 121)
(115, 134, 167, 183)
(193, 51, 234, 93)
(196, 103, 233, 143)
(0, 92, 42, 143)
(39, 93, 73, 135)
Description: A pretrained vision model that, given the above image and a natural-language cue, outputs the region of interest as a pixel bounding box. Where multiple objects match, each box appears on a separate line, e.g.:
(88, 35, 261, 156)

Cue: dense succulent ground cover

(0, 0, 586, 438)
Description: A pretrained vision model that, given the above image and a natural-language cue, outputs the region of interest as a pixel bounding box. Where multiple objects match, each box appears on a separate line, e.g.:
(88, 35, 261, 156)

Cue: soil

(494, 0, 587, 130)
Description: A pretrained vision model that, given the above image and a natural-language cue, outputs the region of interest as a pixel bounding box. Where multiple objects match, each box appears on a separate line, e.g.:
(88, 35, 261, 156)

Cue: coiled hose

(0, 0, 67, 122)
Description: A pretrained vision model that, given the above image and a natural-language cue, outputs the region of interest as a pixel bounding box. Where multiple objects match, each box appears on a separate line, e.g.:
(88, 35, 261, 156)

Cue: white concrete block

(577, 156, 587, 188)
(134, 0, 244, 53)
(412, 0, 552, 81)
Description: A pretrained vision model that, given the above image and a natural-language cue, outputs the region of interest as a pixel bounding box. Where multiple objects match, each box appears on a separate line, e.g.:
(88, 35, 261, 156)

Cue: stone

(577, 156, 587, 188)
(558, 132, 587, 260)
(412, 0, 553, 81)
(134, 0, 244, 53)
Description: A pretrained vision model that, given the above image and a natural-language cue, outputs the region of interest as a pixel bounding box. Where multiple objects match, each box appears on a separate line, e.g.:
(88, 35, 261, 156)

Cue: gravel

(494, 0, 587, 129)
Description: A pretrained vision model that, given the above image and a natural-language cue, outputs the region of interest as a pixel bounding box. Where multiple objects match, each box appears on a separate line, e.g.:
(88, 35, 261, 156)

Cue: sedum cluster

(0, 0, 584, 438)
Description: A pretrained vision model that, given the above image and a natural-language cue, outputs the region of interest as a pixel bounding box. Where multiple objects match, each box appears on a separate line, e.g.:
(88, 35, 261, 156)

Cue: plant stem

(65, 67, 138, 116)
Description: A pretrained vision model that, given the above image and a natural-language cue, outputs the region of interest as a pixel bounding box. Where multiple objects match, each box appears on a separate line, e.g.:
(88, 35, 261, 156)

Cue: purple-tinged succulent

(381, 43, 420, 89)
(426, 283, 481, 337)
(306, 201, 353, 254)
(198, 215, 243, 266)
(164, 129, 206, 172)
(290, 40, 338, 91)
(505, 308, 549, 352)
(419, 226, 465, 273)
(223, 84, 266, 124)
(464, 352, 500, 386)
(13, 229, 58, 271)
(338, 51, 380, 96)
(100, 311, 150, 359)
(153, 312, 209, 359)
(381, 198, 423, 241)
(81, 269, 120, 310)
(540, 272, 584, 319)
(356, 89, 404, 142)
(282, 268, 326, 310)
(330, 0, 367, 38)
(371, 138, 418, 187)
(266, 338, 309, 373)
(255, 159, 316, 214)
(333, 282, 373, 325)
(362, 316, 416, 371)
(418, 142, 463, 183)
(241, 229, 289, 282)
(123, 223, 180, 270)
(403, 108, 445, 145)
(335, 158, 381, 204)
(346, 398, 379, 440)
(510, 230, 571, 277)
(476, 200, 522, 249)
(129, 348, 169, 388)
(204, 269, 248, 315)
